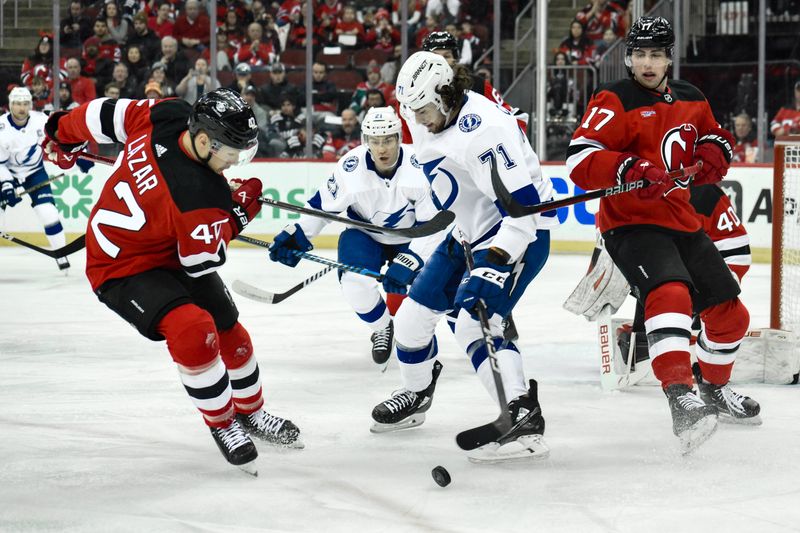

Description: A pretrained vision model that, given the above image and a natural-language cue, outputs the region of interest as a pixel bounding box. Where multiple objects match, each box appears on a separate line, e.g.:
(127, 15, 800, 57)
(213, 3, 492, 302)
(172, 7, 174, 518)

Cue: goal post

(772, 136, 800, 331)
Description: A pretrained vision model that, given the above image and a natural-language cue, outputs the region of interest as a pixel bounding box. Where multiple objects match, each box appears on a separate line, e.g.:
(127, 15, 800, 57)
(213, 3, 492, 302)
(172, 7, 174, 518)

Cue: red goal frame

(771, 136, 800, 329)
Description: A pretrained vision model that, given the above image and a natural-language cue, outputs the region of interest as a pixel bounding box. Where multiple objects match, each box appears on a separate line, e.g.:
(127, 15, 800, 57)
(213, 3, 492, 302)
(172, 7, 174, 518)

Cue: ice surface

(0, 247, 797, 533)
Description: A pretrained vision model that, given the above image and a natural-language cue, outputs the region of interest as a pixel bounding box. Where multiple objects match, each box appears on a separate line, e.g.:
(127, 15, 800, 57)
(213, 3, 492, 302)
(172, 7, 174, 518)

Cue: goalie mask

(361, 106, 402, 170)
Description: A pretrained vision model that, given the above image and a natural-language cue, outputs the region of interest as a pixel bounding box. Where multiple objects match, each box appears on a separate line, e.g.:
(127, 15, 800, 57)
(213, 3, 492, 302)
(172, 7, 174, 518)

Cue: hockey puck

(431, 465, 451, 487)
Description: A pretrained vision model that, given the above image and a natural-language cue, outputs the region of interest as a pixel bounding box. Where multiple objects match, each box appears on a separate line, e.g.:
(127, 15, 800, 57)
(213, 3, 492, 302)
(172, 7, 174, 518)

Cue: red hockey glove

(693, 127, 734, 186)
(229, 178, 263, 236)
(616, 154, 671, 201)
(41, 111, 88, 170)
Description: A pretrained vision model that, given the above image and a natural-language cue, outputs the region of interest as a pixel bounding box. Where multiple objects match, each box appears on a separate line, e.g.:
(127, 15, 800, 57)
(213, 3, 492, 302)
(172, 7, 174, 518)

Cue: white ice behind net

(780, 144, 800, 332)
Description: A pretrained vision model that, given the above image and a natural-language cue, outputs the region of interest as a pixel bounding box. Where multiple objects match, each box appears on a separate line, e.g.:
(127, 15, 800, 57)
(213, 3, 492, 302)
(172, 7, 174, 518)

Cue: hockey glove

(229, 177, 263, 237)
(0, 180, 24, 208)
(693, 127, 735, 186)
(616, 153, 671, 201)
(382, 251, 424, 295)
(269, 223, 313, 267)
(455, 248, 513, 319)
(42, 111, 88, 170)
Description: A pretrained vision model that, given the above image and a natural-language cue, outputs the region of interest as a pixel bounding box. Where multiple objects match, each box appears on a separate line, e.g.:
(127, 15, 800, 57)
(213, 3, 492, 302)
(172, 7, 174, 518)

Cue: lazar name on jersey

(301, 143, 440, 247)
(0, 110, 47, 180)
(402, 91, 560, 261)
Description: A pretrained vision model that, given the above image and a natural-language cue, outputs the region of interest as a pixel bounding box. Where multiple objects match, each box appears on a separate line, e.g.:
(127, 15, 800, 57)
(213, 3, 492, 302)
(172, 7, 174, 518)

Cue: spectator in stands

(460, 21, 483, 67)
(104, 82, 121, 99)
(221, 7, 246, 47)
(574, 0, 625, 43)
(242, 84, 272, 156)
(366, 9, 400, 48)
(82, 18, 122, 83)
(276, 0, 301, 27)
(110, 62, 138, 99)
(137, 61, 176, 97)
(322, 108, 360, 161)
(262, 62, 302, 114)
(443, 23, 472, 66)
(174, 0, 210, 51)
(60, 1, 92, 49)
(350, 61, 395, 115)
(227, 62, 253, 94)
(592, 27, 618, 61)
(21, 33, 65, 89)
(335, 5, 364, 48)
(426, 0, 460, 25)
(124, 45, 151, 84)
(316, 0, 343, 21)
(381, 44, 403, 84)
(560, 20, 595, 66)
(203, 29, 234, 71)
(144, 80, 163, 99)
(148, 1, 175, 39)
(373, 28, 396, 54)
(128, 11, 162, 63)
(29, 76, 53, 112)
(65, 57, 96, 104)
(247, 0, 269, 26)
(415, 15, 439, 49)
(176, 57, 220, 104)
(217, 0, 247, 22)
(308, 62, 339, 118)
(103, 2, 130, 46)
(157, 35, 190, 84)
(256, 12, 283, 54)
(770, 81, 800, 137)
(267, 94, 306, 157)
(287, 7, 316, 49)
(475, 65, 492, 82)
(547, 51, 577, 119)
(359, 88, 386, 121)
(235, 22, 278, 67)
(316, 12, 338, 47)
(392, 0, 423, 39)
(56, 81, 79, 111)
(732, 112, 759, 163)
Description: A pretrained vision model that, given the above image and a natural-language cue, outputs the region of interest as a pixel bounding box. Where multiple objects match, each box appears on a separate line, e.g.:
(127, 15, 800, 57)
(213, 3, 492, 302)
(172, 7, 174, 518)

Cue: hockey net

(772, 137, 800, 332)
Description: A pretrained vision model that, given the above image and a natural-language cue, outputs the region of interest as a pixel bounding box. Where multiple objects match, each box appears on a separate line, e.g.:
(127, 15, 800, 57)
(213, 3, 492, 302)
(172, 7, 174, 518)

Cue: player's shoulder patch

(326, 174, 339, 198)
(409, 154, 420, 168)
(458, 113, 482, 133)
(342, 155, 359, 172)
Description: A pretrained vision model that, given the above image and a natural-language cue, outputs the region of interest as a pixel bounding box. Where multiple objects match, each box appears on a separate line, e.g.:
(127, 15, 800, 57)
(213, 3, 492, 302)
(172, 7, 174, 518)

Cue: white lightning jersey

(0, 110, 47, 183)
(402, 91, 560, 261)
(300, 143, 442, 255)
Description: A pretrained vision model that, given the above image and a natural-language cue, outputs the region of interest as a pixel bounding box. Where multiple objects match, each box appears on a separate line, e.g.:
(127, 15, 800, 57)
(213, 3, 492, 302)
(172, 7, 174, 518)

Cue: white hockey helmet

(395, 51, 453, 114)
(361, 106, 401, 144)
(8, 86, 32, 105)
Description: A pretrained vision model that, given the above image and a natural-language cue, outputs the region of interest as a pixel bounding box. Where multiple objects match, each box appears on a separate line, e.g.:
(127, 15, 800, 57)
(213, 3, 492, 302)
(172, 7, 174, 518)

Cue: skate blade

(236, 460, 258, 477)
(467, 435, 551, 464)
(679, 415, 718, 455)
(719, 413, 762, 426)
(370, 413, 426, 433)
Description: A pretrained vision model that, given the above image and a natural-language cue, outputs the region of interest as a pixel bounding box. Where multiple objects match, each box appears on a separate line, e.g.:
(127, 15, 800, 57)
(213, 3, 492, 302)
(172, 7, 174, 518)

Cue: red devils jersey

(567, 78, 719, 233)
(55, 98, 238, 290)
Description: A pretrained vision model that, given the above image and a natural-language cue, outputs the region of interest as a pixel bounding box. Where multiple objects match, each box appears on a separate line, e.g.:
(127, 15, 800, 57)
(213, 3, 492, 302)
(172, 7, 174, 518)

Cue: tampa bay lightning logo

(422, 156, 458, 210)
(326, 175, 338, 198)
(458, 113, 482, 133)
(410, 154, 420, 168)
(343, 155, 359, 172)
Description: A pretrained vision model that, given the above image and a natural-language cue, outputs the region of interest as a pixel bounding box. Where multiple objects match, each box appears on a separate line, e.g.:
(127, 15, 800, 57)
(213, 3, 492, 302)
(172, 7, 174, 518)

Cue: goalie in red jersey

(41, 88, 301, 473)
(566, 17, 760, 453)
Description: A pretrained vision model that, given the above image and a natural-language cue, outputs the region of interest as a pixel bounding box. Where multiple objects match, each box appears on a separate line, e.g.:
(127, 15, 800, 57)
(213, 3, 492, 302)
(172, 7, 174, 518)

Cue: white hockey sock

(476, 348, 527, 404)
(177, 356, 235, 425)
(399, 357, 437, 393)
(227, 355, 263, 412)
(33, 203, 66, 250)
(340, 271, 390, 330)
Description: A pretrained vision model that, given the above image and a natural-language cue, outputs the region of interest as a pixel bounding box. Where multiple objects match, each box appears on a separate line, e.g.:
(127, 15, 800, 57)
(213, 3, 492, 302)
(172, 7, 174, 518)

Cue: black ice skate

(502, 313, 519, 342)
(664, 383, 718, 454)
(370, 360, 443, 433)
(56, 256, 70, 274)
(236, 409, 304, 448)
(693, 364, 761, 425)
(210, 419, 258, 475)
(467, 380, 550, 464)
(370, 321, 393, 367)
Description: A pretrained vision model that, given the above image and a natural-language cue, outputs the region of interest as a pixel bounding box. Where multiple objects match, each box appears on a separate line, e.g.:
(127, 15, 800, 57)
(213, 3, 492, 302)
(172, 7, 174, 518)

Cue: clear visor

(210, 139, 258, 166)
(365, 134, 399, 149)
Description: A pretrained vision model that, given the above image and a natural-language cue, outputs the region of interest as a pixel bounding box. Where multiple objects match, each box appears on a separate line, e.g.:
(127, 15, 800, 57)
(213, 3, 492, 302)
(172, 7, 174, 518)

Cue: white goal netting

(774, 139, 800, 332)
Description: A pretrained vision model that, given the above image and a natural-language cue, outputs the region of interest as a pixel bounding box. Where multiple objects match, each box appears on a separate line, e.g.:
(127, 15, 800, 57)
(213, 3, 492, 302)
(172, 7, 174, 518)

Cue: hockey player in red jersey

(41, 88, 302, 473)
(566, 17, 759, 452)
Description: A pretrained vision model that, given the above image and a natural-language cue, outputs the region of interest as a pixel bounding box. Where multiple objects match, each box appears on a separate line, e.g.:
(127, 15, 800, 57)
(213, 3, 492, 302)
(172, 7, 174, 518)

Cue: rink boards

(1, 161, 775, 262)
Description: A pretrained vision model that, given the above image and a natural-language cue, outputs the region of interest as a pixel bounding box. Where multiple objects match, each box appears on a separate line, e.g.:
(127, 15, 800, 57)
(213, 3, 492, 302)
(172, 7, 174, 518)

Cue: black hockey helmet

(188, 87, 258, 151)
(422, 31, 459, 60)
(625, 16, 674, 58)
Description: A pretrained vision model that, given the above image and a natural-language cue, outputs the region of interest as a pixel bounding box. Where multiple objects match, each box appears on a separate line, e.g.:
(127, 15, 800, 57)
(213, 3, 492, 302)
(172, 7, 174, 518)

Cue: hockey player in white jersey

(268, 107, 442, 366)
(0, 87, 70, 271)
(370, 52, 560, 462)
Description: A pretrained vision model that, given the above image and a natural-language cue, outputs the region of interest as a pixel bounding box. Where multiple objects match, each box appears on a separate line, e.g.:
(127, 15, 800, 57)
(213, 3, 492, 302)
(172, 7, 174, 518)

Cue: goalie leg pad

(563, 245, 630, 321)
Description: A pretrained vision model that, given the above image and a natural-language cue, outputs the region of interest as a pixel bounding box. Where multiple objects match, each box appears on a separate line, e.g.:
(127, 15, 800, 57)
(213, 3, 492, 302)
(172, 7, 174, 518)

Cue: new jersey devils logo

(660, 124, 697, 196)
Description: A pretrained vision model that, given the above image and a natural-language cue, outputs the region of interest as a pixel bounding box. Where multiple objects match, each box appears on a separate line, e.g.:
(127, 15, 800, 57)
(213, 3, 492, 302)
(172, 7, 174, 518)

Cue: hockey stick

(233, 265, 335, 304)
(454, 233, 513, 451)
(491, 161, 702, 218)
(81, 151, 456, 238)
(0, 230, 86, 258)
(0, 173, 66, 208)
(235, 234, 383, 279)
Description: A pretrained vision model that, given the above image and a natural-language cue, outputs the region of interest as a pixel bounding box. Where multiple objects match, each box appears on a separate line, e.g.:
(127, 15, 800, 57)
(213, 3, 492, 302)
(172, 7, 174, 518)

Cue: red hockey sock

(697, 298, 750, 385)
(219, 322, 263, 414)
(644, 282, 694, 388)
(386, 292, 407, 316)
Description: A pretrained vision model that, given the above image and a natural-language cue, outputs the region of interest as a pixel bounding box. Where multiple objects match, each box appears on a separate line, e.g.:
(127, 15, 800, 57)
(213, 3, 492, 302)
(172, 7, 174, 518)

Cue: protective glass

(210, 139, 258, 166)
